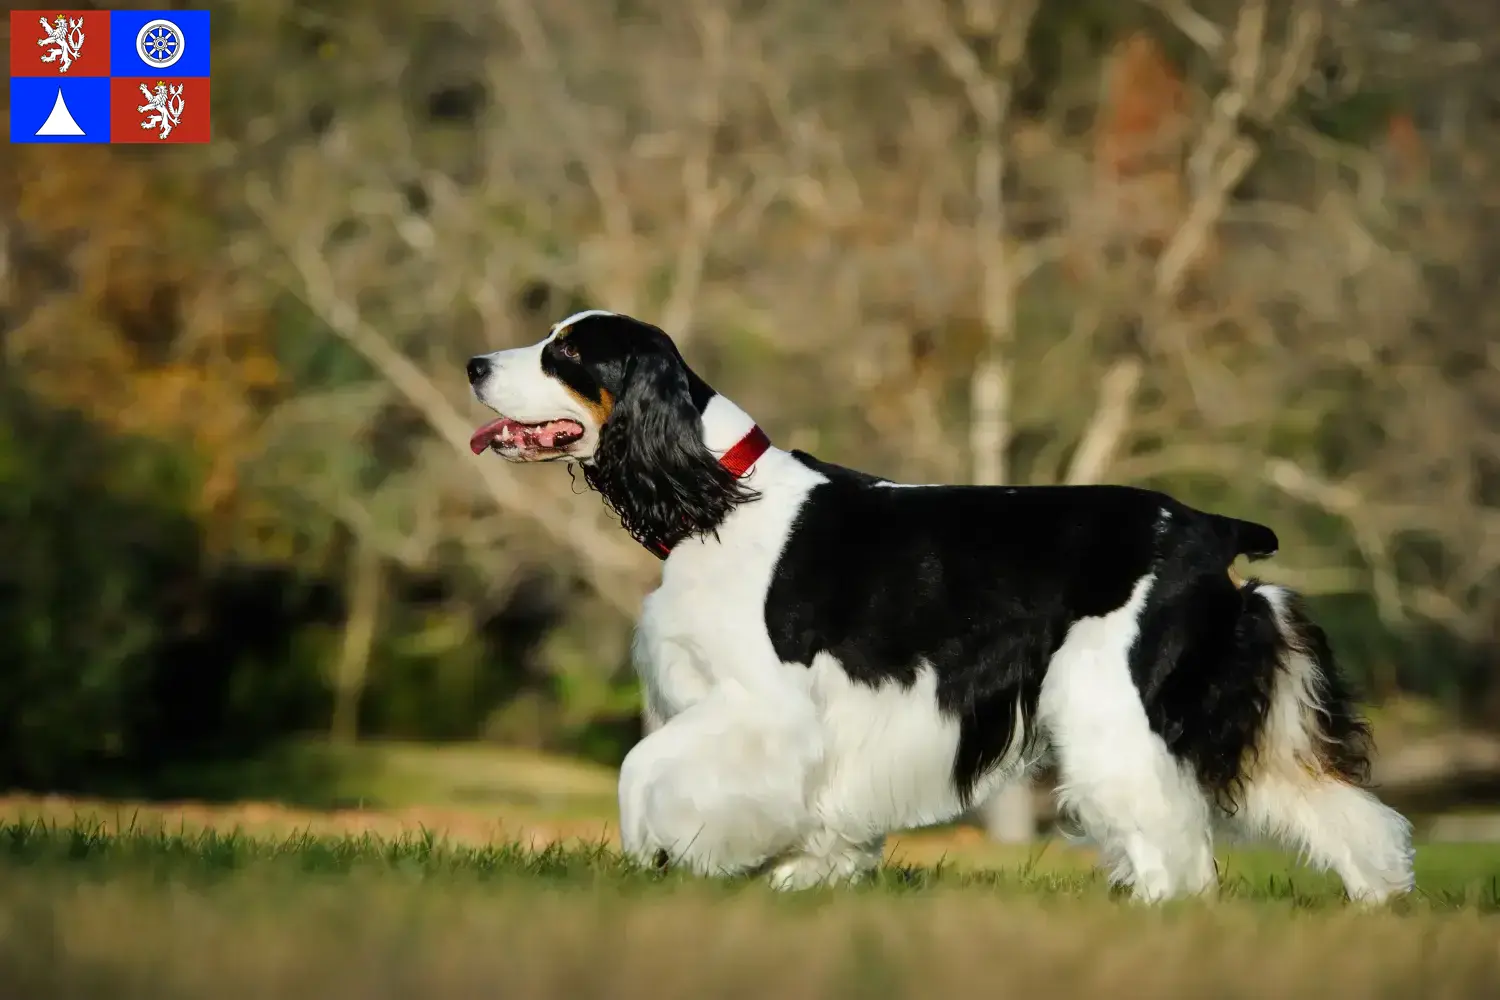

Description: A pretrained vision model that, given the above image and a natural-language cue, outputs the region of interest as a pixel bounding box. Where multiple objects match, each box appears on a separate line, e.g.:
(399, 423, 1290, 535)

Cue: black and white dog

(466, 310, 1414, 902)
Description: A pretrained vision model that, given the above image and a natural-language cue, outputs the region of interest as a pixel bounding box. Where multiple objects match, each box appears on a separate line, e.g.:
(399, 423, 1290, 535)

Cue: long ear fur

(582, 348, 758, 552)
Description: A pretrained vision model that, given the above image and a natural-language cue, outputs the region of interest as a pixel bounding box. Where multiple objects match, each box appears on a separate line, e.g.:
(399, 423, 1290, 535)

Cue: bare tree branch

(909, 0, 1041, 490)
(1264, 458, 1404, 625)
(1155, 0, 1322, 302)
(657, 4, 735, 341)
(1065, 358, 1145, 485)
(246, 180, 654, 618)
(493, 0, 641, 313)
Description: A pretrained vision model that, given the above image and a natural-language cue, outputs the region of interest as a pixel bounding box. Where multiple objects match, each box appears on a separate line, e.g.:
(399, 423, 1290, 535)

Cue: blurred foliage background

(3, 0, 1499, 824)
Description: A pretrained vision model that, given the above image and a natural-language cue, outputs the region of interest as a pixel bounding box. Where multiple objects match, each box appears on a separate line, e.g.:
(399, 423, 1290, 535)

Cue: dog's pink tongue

(470, 417, 522, 454)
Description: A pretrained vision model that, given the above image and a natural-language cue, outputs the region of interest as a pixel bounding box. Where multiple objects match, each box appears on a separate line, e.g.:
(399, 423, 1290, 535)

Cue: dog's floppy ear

(583, 345, 756, 552)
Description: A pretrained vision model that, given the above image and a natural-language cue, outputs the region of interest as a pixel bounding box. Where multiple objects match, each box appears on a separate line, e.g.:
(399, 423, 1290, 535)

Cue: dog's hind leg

(617, 688, 823, 880)
(1221, 585, 1414, 904)
(1038, 575, 1218, 902)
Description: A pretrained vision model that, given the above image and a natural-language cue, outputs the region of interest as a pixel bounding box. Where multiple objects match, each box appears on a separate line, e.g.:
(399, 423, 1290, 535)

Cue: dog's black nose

(466, 356, 491, 385)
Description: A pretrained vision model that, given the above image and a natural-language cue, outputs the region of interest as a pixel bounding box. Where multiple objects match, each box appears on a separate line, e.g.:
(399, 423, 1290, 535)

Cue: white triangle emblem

(35, 89, 85, 136)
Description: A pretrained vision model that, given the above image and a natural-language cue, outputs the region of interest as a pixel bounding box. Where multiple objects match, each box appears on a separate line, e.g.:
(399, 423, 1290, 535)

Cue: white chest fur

(631, 437, 821, 722)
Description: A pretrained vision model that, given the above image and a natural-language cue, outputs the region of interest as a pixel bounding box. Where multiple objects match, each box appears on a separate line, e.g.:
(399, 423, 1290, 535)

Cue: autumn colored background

(3, 0, 1500, 845)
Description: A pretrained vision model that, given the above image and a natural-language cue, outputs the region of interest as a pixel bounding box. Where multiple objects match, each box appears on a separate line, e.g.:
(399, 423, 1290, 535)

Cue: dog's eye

(557, 341, 579, 361)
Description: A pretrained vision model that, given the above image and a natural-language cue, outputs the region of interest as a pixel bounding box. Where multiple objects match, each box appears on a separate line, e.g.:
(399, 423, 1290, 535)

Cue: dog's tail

(1208, 514, 1279, 564)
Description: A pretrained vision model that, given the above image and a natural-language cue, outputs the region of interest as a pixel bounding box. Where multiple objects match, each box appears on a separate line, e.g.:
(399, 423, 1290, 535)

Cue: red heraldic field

(9, 9, 110, 76)
(110, 78, 211, 143)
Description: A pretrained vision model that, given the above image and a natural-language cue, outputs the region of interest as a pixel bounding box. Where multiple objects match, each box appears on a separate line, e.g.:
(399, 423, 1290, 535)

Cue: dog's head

(467, 310, 758, 550)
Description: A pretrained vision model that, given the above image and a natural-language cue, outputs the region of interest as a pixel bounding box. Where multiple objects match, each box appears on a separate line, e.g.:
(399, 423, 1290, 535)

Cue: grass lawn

(2, 814, 1498, 1000)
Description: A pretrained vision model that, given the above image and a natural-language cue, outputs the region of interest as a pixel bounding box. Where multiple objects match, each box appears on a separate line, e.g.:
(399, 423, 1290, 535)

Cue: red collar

(649, 425, 770, 559)
(716, 424, 772, 479)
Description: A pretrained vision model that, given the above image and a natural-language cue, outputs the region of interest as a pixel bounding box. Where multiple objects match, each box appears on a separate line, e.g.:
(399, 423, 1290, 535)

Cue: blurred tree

(6, 0, 1500, 805)
(0, 374, 332, 789)
(3, 145, 280, 548)
(0, 377, 186, 787)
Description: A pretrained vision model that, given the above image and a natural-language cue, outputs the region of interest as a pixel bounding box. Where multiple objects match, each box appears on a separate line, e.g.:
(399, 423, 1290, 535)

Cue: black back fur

(763, 460, 1371, 811)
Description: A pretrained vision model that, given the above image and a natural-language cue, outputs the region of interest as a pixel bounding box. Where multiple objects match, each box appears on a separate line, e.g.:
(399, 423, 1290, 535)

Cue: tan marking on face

(1227, 566, 1243, 588)
(558, 380, 614, 429)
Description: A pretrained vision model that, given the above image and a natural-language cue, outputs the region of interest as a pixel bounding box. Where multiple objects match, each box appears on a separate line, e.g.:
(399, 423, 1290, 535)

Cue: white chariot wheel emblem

(136, 18, 185, 70)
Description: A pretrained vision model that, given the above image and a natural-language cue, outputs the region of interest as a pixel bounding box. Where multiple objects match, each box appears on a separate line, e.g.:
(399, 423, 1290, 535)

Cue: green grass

(3, 820, 1500, 999)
